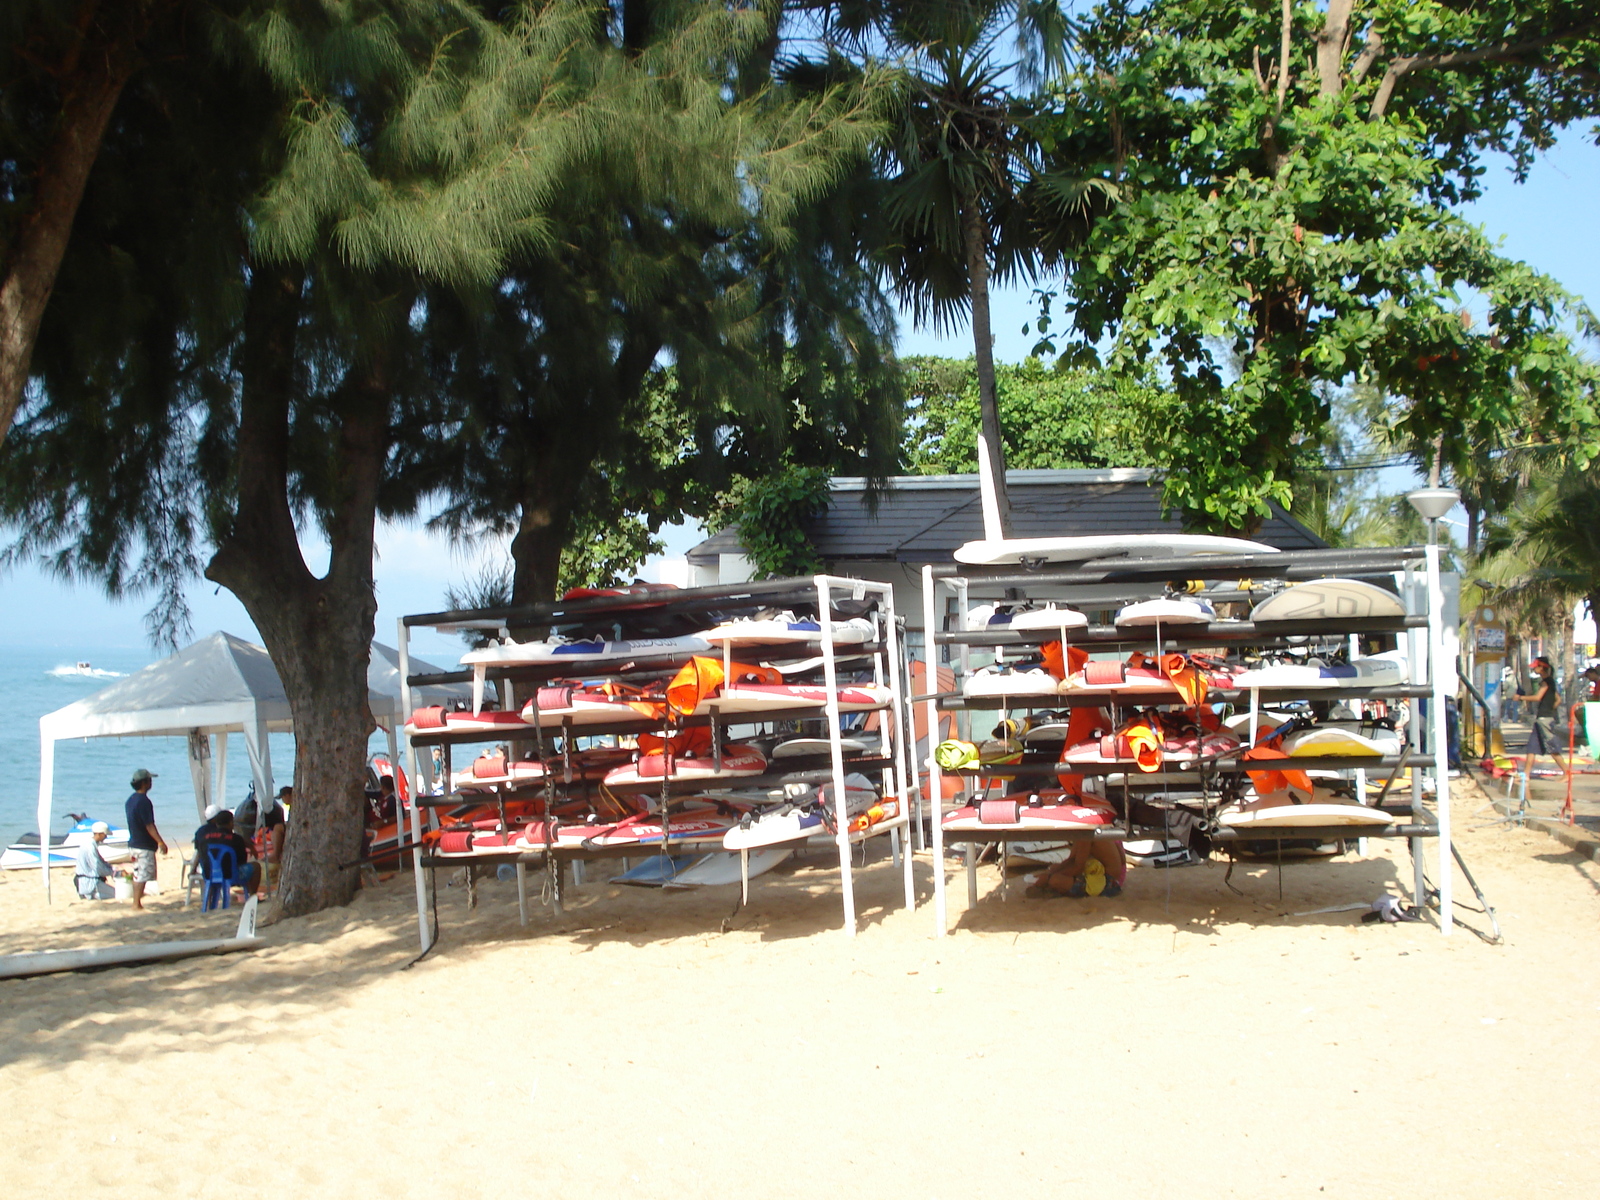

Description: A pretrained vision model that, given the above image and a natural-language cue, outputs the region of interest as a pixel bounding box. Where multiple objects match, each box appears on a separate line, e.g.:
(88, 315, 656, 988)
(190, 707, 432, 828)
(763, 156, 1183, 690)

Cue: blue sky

(3, 131, 1596, 659)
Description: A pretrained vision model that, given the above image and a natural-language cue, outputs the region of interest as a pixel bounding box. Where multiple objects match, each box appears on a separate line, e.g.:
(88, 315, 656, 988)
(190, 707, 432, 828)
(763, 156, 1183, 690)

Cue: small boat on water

(1, 814, 132, 871)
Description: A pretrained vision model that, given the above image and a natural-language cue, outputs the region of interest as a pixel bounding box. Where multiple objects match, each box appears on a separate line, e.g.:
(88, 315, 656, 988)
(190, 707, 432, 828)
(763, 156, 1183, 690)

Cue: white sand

(2, 784, 1597, 1198)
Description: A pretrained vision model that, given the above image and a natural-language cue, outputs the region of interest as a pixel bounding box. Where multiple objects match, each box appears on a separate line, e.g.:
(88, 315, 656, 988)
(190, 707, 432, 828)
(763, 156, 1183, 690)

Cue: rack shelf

(395, 573, 916, 949)
(935, 685, 1435, 710)
(917, 543, 1459, 936)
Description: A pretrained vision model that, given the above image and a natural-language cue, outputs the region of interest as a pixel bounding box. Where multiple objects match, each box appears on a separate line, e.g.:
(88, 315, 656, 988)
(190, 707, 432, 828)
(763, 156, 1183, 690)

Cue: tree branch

(0, 23, 137, 442)
(1276, 0, 1293, 116)
(1351, 25, 1383, 86)
(1369, 21, 1600, 118)
(1316, 0, 1356, 96)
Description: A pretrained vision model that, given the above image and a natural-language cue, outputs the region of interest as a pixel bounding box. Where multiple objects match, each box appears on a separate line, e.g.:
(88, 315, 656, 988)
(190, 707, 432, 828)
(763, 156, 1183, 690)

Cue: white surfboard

(1250, 579, 1405, 622)
(964, 669, 1061, 698)
(770, 737, 872, 759)
(723, 805, 826, 850)
(663, 849, 792, 888)
(1282, 724, 1403, 757)
(699, 617, 874, 647)
(1006, 842, 1077, 864)
(954, 533, 1278, 566)
(1115, 596, 1216, 626)
(1218, 803, 1396, 829)
(0, 898, 261, 980)
(997, 606, 1090, 631)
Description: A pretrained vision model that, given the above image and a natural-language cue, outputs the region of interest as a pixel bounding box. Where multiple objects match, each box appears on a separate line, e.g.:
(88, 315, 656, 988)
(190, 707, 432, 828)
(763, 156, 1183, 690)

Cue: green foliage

(722, 464, 833, 580)
(1, 0, 898, 624)
(1478, 462, 1600, 633)
(902, 354, 1150, 471)
(1033, 0, 1600, 532)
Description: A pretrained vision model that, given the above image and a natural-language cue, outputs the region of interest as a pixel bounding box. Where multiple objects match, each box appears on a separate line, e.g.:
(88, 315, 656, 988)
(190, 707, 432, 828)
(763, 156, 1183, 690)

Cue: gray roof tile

(688, 471, 1326, 563)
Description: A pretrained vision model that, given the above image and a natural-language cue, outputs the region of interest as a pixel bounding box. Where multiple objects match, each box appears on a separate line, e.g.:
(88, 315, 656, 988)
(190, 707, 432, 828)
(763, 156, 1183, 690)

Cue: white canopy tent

(36, 632, 467, 899)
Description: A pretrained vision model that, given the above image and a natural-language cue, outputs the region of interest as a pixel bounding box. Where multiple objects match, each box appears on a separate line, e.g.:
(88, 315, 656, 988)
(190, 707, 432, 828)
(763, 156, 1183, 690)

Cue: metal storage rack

(395, 575, 917, 951)
(916, 545, 1458, 936)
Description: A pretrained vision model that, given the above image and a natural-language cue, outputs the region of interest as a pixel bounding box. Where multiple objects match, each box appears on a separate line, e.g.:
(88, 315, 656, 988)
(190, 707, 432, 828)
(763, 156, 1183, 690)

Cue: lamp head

(1405, 487, 1459, 522)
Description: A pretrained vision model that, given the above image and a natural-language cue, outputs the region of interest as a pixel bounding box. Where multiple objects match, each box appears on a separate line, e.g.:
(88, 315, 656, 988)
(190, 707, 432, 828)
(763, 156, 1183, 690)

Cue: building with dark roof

(686, 468, 1327, 634)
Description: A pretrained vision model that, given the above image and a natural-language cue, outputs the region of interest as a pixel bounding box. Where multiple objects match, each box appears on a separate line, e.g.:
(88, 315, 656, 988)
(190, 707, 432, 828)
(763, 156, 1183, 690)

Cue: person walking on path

(124, 768, 168, 910)
(1516, 656, 1565, 766)
(73, 821, 116, 900)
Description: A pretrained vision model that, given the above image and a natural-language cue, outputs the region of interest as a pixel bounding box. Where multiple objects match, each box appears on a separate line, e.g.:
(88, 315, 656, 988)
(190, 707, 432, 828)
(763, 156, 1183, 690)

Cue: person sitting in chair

(195, 810, 260, 899)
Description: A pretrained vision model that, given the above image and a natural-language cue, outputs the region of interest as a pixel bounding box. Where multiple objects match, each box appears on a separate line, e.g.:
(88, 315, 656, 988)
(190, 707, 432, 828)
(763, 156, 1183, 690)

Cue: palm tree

(818, 1, 1086, 538)
(1476, 465, 1600, 705)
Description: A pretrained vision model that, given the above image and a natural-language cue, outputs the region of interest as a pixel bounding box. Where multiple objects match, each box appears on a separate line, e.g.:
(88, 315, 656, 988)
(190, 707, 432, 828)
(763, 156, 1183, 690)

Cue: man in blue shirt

(124, 768, 169, 910)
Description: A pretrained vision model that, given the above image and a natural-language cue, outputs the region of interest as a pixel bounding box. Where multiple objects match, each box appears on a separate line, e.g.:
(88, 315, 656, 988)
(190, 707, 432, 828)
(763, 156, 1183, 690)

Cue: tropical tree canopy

(902, 354, 1151, 472)
(1032, 0, 1600, 532)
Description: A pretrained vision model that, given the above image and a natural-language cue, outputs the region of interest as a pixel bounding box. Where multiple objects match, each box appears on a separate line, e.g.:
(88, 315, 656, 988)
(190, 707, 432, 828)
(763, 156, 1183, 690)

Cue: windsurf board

(954, 533, 1277, 566)
(1250, 579, 1405, 622)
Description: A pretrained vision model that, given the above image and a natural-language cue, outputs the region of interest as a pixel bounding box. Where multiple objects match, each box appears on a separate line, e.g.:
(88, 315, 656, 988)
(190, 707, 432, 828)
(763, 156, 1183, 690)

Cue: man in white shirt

(74, 821, 115, 900)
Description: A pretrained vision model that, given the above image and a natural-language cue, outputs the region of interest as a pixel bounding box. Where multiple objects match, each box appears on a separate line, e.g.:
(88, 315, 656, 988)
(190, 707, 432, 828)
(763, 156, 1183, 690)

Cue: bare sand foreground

(2, 785, 1597, 1199)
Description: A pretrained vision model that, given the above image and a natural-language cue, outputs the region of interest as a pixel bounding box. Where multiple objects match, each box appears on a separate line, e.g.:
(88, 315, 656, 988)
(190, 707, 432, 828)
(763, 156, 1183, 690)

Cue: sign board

(1475, 605, 1507, 660)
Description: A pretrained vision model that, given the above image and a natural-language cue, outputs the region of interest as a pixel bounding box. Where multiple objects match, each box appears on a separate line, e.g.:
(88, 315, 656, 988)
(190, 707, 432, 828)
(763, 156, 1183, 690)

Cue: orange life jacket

(665, 657, 783, 717)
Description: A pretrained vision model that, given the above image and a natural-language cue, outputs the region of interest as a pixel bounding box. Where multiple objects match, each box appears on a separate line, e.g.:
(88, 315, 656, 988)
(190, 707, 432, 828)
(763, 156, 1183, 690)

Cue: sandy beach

(2, 780, 1596, 1199)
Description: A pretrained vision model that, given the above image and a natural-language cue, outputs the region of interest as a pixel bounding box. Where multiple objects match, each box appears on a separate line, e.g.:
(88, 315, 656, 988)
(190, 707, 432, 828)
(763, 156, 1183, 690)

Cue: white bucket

(112, 877, 134, 901)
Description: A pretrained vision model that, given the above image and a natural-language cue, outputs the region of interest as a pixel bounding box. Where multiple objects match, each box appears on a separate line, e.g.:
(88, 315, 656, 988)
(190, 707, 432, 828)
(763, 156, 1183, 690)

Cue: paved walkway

(1460, 717, 1600, 862)
(1477, 718, 1600, 822)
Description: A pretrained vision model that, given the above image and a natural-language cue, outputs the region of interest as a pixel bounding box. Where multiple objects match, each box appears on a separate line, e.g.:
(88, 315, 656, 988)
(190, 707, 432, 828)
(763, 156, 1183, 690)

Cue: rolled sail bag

(1082, 659, 1127, 686)
(978, 799, 1020, 825)
(537, 685, 575, 710)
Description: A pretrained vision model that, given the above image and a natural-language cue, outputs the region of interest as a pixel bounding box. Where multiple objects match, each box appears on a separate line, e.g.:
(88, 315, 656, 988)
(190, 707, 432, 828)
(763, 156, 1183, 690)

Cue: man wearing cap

(73, 822, 116, 900)
(125, 768, 168, 910)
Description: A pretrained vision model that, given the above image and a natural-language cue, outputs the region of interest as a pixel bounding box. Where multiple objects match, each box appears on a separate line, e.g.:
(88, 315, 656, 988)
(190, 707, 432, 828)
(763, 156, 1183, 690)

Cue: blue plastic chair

(202, 844, 237, 912)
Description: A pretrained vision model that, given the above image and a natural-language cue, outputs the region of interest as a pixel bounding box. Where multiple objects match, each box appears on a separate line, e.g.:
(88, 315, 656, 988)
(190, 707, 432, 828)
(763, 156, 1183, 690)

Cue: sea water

(0, 643, 392, 848)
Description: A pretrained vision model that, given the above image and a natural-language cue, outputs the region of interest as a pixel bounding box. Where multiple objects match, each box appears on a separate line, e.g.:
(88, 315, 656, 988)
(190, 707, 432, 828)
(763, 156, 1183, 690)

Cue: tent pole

(215, 734, 229, 809)
(37, 729, 54, 902)
(187, 730, 212, 822)
(242, 719, 274, 814)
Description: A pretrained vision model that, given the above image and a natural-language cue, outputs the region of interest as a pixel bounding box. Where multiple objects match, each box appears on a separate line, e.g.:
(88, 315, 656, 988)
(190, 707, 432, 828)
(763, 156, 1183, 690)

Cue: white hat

(90, 820, 110, 834)
(203, 804, 222, 820)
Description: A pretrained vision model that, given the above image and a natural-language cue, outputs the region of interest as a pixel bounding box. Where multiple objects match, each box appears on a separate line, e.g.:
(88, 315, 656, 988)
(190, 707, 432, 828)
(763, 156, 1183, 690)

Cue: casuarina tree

(0, 0, 887, 916)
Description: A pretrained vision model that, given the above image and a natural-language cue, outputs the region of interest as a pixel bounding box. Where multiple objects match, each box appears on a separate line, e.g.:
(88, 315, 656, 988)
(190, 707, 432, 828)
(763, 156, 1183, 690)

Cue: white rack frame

(396, 574, 916, 950)
(916, 545, 1455, 937)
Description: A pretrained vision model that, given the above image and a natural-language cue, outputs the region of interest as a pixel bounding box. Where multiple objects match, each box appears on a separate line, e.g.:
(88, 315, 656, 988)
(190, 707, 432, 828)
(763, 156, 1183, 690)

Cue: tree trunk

(0, 10, 138, 442)
(204, 267, 385, 918)
(509, 463, 577, 608)
(1315, 0, 1355, 96)
(961, 195, 1011, 539)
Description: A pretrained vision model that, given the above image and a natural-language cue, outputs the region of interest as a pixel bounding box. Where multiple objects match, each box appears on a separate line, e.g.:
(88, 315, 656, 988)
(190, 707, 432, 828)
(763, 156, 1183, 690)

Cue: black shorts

(1527, 717, 1562, 755)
